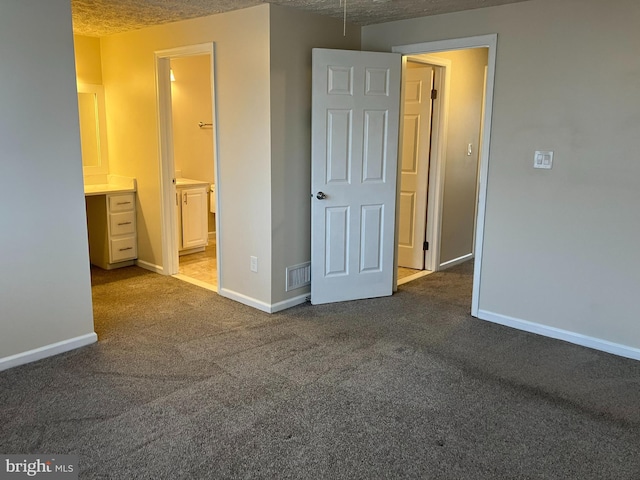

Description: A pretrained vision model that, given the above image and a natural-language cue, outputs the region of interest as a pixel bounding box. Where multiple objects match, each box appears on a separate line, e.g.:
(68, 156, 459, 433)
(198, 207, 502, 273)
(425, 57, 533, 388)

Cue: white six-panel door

(311, 49, 401, 305)
(398, 64, 434, 270)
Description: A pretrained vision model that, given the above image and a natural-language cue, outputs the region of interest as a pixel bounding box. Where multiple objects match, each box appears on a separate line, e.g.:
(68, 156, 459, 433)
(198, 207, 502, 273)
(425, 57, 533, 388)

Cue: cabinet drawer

(108, 193, 135, 212)
(109, 211, 135, 236)
(110, 236, 137, 263)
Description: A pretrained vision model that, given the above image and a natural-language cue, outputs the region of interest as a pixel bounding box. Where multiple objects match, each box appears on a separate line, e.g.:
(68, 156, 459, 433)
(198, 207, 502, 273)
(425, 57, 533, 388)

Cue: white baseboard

(439, 252, 473, 270)
(271, 293, 309, 313)
(0, 333, 98, 372)
(136, 259, 164, 274)
(218, 288, 272, 313)
(478, 310, 640, 362)
(218, 289, 308, 314)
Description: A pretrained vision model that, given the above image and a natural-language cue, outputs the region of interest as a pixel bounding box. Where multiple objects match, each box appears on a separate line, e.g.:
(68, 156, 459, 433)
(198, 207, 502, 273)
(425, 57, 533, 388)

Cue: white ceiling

(72, 0, 530, 37)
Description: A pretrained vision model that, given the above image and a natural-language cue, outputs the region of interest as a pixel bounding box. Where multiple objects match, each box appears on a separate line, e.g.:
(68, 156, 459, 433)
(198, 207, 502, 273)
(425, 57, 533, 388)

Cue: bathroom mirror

(77, 83, 108, 175)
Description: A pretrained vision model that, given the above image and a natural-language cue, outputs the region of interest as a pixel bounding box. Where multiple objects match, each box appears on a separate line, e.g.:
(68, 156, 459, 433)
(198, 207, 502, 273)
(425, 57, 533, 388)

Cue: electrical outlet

(250, 256, 258, 272)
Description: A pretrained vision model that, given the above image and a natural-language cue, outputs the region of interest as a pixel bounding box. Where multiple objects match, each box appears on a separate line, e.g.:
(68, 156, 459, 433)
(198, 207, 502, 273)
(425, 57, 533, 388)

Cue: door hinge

(431, 89, 438, 100)
(423, 241, 429, 251)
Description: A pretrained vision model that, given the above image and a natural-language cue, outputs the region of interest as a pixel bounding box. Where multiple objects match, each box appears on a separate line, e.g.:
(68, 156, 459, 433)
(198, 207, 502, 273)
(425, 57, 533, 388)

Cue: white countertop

(84, 175, 137, 196)
(84, 183, 136, 196)
(176, 178, 210, 187)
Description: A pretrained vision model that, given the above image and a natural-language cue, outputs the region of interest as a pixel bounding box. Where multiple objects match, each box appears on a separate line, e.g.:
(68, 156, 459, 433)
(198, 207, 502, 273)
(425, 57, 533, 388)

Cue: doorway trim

(392, 34, 498, 317)
(154, 43, 221, 288)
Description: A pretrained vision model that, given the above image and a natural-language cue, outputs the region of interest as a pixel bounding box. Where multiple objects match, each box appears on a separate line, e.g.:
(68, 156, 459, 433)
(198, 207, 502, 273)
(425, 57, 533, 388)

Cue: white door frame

(393, 34, 498, 317)
(154, 43, 221, 288)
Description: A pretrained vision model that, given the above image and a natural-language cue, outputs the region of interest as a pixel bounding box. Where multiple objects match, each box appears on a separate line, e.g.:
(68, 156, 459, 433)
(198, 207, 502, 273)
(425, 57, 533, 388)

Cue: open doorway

(392, 35, 497, 317)
(170, 55, 217, 289)
(396, 46, 489, 290)
(155, 44, 221, 292)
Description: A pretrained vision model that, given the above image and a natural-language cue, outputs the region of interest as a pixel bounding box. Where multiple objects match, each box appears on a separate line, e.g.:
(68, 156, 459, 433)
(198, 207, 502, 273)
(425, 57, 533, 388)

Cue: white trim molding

(218, 288, 272, 313)
(0, 333, 98, 372)
(218, 289, 308, 314)
(440, 253, 473, 270)
(478, 310, 640, 362)
(136, 259, 164, 274)
(271, 293, 309, 313)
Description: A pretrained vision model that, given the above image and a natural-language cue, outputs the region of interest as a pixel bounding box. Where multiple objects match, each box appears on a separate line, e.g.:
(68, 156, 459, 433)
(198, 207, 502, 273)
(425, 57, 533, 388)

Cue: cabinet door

(181, 187, 208, 249)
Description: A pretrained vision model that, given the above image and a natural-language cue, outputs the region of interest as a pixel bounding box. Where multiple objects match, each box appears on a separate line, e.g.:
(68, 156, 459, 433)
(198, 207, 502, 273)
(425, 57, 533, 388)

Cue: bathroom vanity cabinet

(85, 192, 137, 269)
(176, 183, 208, 255)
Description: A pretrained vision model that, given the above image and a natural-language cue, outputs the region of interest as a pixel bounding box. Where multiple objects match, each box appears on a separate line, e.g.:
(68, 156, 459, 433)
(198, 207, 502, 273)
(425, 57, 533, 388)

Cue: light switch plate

(534, 150, 553, 169)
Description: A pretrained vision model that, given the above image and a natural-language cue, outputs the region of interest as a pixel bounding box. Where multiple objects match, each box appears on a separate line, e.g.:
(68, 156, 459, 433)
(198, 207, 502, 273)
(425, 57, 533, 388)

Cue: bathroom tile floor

(397, 266, 433, 286)
(178, 241, 217, 289)
(398, 267, 421, 280)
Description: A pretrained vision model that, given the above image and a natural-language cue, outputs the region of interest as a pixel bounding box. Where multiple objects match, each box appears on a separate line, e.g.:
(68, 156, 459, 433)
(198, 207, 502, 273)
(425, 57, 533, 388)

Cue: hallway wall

(0, 0, 95, 364)
(430, 48, 487, 266)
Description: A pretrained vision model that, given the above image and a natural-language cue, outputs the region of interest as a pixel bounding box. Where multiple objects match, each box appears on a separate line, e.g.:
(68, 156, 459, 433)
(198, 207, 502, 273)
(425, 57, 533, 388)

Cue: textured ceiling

(72, 0, 530, 37)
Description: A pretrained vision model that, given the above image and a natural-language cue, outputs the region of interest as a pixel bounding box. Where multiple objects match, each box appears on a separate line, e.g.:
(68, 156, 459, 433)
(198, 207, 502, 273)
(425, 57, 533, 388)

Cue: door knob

(316, 191, 327, 200)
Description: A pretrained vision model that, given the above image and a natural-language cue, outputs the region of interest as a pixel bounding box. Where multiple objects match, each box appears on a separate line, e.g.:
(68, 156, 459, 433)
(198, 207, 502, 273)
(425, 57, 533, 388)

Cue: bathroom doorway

(170, 54, 218, 290)
(155, 43, 220, 292)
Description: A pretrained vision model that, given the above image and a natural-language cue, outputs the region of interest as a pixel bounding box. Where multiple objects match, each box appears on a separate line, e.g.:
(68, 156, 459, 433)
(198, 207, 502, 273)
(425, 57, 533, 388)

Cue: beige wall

(100, 5, 273, 304)
(0, 0, 95, 360)
(170, 55, 216, 233)
(269, 5, 361, 305)
(362, 0, 640, 350)
(73, 35, 102, 85)
(430, 49, 487, 265)
(86, 3, 359, 309)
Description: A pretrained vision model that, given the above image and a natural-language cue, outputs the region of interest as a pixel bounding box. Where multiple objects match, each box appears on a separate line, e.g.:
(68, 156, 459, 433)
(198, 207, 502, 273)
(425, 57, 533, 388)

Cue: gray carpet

(1, 262, 640, 479)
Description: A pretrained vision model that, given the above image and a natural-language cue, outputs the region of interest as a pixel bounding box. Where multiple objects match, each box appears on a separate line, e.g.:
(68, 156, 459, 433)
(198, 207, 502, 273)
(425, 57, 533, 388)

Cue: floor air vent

(286, 262, 311, 291)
